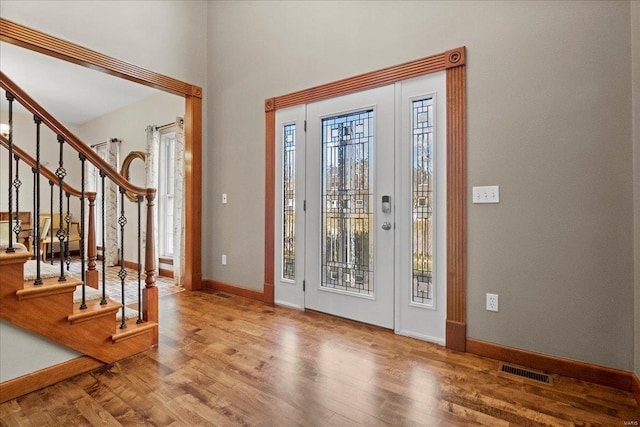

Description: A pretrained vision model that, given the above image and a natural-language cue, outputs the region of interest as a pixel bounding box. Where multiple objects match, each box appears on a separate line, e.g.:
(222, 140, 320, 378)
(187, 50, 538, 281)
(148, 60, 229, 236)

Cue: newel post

(143, 188, 158, 344)
(86, 192, 98, 289)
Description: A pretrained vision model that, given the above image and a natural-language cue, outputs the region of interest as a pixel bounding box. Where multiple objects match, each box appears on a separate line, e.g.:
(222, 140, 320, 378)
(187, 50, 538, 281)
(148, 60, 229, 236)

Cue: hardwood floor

(1, 289, 638, 426)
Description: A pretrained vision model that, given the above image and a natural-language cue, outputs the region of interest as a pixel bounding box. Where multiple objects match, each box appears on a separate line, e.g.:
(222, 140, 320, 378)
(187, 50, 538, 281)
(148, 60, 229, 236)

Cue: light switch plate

(473, 186, 499, 203)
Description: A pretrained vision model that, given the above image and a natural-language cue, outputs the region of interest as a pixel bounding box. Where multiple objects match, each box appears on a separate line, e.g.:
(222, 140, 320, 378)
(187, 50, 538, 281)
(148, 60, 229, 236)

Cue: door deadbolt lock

(382, 221, 392, 230)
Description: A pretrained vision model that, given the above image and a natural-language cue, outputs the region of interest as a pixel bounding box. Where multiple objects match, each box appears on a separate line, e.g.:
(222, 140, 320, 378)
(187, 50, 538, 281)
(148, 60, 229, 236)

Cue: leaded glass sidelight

(412, 98, 434, 305)
(282, 124, 296, 280)
(321, 110, 374, 295)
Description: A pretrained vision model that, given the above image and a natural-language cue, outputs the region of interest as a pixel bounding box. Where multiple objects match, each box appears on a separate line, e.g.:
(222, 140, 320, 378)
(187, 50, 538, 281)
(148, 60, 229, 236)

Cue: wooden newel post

(143, 188, 158, 344)
(86, 192, 98, 289)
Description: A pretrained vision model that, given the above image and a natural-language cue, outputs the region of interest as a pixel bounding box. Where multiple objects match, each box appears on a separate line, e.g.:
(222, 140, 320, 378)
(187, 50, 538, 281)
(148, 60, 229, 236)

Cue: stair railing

(0, 71, 158, 340)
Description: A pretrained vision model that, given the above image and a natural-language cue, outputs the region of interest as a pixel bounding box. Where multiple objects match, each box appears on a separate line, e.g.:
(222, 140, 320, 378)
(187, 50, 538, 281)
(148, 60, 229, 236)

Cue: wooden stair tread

(112, 321, 157, 343)
(0, 250, 32, 266)
(16, 276, 82, 300)
(68, 298, 122, 324)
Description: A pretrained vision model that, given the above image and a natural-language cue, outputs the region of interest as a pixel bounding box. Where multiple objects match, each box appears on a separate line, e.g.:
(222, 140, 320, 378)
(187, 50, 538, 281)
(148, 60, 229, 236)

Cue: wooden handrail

(0, 134, 82, 198)
(0, 71, 149, 198)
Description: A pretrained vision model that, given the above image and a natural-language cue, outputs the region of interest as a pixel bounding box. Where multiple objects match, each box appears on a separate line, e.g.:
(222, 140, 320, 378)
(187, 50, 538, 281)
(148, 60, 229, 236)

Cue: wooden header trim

(1, 71, 148, 197)
(0, 18, 202, 99)
(267, 47, 464, 111)
(0, 134, 81, 197)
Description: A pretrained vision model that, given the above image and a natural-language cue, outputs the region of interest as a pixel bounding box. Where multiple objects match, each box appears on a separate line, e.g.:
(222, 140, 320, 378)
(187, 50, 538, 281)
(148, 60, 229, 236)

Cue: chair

(0, 220, 9, 242)
(40, 213, 80, 261)
(37, 216, 52, 262)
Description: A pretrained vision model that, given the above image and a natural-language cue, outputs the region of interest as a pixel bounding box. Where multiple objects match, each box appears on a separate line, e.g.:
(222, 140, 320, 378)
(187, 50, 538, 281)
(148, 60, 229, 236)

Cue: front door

(305, 85, 395, 328)
(274, 73, 447, 343)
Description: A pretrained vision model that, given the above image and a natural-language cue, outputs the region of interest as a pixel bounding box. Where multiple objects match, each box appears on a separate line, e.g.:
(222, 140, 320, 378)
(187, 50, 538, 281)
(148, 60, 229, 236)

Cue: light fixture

(0, 123, 9, 137)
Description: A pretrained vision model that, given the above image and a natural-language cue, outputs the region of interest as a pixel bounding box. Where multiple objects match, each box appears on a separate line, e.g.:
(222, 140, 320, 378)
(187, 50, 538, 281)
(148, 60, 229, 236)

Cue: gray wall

(633, 0, 640, 378)
(208, 1, 635, 371)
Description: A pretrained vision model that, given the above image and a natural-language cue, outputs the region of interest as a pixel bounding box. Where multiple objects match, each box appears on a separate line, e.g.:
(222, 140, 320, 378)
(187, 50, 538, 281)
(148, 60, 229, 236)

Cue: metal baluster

(100, 171, 107, 306)
(118, 187, 127, 329)
(33, 116, 43, 285)
(65, 193, 71, 271)
(13, 154, 22, 243)
(79, 154, 87, 310)
(49, 180, 54, 263)
(55, 135, 67, 282)
(5, 92, 15, 253)
(137, 195, 143, 324)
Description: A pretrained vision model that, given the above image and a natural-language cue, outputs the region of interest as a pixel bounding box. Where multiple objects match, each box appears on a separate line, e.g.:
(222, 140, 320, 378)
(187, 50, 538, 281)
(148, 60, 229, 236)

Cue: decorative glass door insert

(412, 97, 434, 306)
(321, 110, 374, 295)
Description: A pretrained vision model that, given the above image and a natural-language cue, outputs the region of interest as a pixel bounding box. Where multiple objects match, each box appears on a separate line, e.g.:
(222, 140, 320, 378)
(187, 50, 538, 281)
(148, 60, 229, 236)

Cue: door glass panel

(321, 110, 374, 295)
(412, 98, 434, 305)
(283, 123, 296, 280)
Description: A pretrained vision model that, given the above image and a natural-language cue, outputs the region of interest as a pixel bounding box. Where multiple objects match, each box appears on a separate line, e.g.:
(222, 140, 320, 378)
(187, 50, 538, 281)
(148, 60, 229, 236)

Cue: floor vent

(499, 362, 553, 385)
(215, 292, 232, 299)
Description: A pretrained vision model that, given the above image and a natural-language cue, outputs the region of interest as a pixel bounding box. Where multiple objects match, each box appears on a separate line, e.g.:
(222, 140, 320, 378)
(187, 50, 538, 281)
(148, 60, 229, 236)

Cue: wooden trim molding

(203, 279, 265, 303)
(0, 18, 200, 98)
(159, 268, 174, 279)
(633, 373, 640, 406)
(445, 64, 467, 351)
(467, 338, 635, 393)
(264, 47, 467, 350)
(0, 18, 202, 290)
(0, 356, 103, 403)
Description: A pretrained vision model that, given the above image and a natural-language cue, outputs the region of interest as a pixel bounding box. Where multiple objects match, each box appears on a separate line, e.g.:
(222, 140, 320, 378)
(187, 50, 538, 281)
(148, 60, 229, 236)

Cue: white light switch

(472, 186, 500, 204)
(222, 193, 228, 204)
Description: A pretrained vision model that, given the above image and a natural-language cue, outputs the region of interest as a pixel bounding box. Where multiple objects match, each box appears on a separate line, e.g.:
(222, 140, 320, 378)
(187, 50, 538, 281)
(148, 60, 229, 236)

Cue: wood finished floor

(1, 289, 638, 426)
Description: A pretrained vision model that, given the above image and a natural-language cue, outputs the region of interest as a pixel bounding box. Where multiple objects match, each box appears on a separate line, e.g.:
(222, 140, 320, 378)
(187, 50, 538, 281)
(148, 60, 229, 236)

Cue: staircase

(0, 71, 159, 402)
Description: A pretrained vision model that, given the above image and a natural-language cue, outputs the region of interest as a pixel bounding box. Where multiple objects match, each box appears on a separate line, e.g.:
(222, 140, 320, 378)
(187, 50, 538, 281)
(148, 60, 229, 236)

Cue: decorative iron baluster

(79, 154, 87, 310)
(118, 187, 127, 329)
(33, 116, 43, 285)
(5, 92, 15, 253)
(137, 195, 143, 324)
(100, 171, 107, 305)
(56, 135, 67, 282)
(13, 154, 22, 243)
(49, 180, 54, 263)
(65, 192, 71, 271)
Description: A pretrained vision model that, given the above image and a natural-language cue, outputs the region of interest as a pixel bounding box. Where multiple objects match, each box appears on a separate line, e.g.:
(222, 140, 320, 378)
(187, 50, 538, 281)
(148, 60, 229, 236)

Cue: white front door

(305, 85, 395, 329)
(274, 74, 447, 343)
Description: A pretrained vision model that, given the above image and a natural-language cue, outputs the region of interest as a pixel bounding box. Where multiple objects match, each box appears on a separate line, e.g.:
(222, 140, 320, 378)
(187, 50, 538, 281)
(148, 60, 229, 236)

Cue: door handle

(382, 221, 392, 230)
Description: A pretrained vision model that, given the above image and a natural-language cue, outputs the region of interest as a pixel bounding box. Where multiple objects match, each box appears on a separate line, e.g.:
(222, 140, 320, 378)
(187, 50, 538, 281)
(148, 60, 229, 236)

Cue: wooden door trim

(0, 18, 202, 290)
(265, 47, 467, 350)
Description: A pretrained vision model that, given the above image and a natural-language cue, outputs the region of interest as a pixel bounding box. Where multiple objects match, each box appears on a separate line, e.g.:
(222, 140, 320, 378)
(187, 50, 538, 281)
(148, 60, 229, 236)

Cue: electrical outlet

(222, 254, 227, 265)
(222, 193, 228, 204)
(486, 293, 499, 312)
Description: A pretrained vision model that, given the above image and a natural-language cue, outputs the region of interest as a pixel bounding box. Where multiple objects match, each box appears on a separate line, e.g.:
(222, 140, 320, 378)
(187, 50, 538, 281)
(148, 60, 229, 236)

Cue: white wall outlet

(486, 293, 499, 312)
(222, 254, 227, 265)
(472, 186, 500, 203)
(222, 193, 228, 204)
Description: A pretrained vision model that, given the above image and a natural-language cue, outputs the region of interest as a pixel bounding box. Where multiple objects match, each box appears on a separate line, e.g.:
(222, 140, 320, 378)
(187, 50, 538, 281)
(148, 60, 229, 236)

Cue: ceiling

(0, 41, 161, 125)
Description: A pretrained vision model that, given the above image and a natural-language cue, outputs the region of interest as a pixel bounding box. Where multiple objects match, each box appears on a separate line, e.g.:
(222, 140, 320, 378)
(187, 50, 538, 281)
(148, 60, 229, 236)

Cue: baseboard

(632, 373, 640, 406)
(158, 268, 174, 278)
(202, 279, 264, 302)
(121, 260, 173, 279)
(467, 338, 634, 393)
(0, 355, 103, 403)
